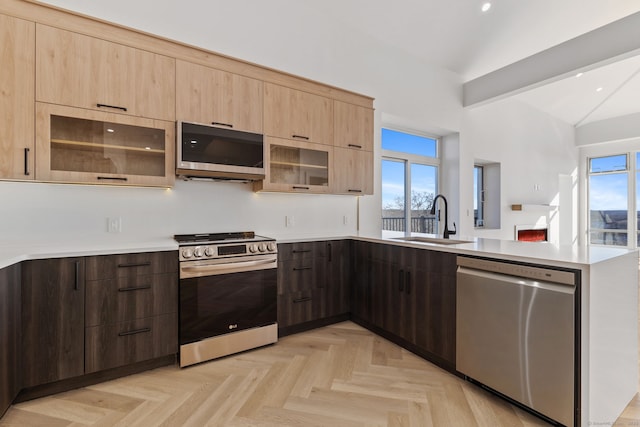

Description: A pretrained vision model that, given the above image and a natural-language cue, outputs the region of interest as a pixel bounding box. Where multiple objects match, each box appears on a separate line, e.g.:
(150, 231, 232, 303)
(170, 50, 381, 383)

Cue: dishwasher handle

(457, 256, 576, 286)
(457, 266, 575, 295)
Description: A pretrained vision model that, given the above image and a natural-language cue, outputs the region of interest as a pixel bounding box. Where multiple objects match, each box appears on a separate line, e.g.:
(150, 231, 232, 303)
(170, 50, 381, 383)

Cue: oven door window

(179, 268, 276, 345)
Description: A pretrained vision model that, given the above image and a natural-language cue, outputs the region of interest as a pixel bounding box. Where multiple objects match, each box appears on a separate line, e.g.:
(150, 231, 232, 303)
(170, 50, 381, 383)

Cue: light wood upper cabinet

(255, 136, 333, 194)
(36, 25, 175, 121)
(35, 103, 175, 187)
(333, 147, 373, 195)
(0, 14, 35, 180)
(263, 82, 333, 145)
(334, 101, 373, 151)
(176, 60, 263, 133)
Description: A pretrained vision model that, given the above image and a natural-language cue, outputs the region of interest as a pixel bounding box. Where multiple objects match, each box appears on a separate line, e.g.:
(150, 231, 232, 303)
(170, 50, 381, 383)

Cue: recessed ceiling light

(575, 72, 584, 78)
(481, 2, 492, 12)
(596, 87, 603, 92)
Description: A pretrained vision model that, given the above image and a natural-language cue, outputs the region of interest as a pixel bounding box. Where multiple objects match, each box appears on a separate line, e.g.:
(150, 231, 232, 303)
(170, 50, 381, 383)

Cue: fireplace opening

(515, 225, 548, 242)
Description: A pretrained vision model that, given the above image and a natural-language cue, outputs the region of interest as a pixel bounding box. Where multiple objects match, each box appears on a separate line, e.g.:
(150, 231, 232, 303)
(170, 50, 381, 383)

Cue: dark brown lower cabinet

(85, 312, 177, 373)
(21, 258, 85, 388)
(277, 240, 351, 335)
(351, 241, 457, 371)
(0, 264, 21, 417)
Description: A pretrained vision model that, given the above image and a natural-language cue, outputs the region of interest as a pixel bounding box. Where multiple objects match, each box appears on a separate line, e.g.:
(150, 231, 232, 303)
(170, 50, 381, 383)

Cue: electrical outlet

(107, 217, 122, 233)
(285, 215, 295, 228)
(343, 215, 349, 225)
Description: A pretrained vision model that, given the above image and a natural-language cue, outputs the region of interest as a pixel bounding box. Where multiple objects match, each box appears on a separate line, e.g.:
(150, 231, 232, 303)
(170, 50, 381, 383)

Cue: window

(381, 128, 439, 233)
(588, 154, 629, 246)
(474, 165, 484, 227)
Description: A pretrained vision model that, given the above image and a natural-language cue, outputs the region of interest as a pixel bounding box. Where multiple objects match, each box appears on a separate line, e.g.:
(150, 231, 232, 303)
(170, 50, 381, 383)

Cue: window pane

(382, 159, 406, 231)
(474, 166, 484, 227)
(589, 154, 627, 173)
(410, 164, 437, 233)
(381, 128, 436, 157)
(589, 173, 628, 246)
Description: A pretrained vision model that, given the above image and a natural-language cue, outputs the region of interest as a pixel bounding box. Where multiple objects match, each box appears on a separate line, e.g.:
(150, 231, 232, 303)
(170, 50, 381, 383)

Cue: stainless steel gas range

(174, 232, 278, 367)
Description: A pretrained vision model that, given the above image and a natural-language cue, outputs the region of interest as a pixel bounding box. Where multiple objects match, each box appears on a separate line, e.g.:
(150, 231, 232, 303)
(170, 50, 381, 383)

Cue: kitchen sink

(391, 236, 473, 245)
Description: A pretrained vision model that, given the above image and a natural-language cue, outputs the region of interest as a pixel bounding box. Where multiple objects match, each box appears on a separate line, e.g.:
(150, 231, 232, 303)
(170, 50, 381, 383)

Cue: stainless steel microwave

(176, 121, 264, 180)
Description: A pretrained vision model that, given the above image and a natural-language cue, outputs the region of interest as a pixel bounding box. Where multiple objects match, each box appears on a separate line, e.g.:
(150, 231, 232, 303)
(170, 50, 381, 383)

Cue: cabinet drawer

(277, 241, 326, 261)
(277, 258, 327, 295)
(277, 289, 324, 328)
(85, 272, 178, 327)
(86, 251, 178, 280)
(85, 312, 177, 373)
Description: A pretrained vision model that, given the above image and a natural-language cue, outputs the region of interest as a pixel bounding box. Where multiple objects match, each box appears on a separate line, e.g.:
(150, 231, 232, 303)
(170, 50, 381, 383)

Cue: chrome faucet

(430, 194, 457, 239)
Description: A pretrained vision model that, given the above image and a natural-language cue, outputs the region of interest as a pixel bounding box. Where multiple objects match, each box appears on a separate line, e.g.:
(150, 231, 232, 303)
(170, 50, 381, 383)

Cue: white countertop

(277, 231, 638, 268)
(0, 236, 178, 270)
(0, 231, 636, 271)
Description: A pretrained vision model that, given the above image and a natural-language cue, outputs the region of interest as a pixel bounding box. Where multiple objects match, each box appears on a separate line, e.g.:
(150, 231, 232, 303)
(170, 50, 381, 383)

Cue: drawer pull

(212, 121, 233, 128)
(293, 267, 312, 271)
(118, 285, 151, 292)
(293, 297, 312, 303)
(118, 327, 150, 337)
(24, 147, 30, 176)
(292, 186, 310, 190)
(292, 134, 309, 140)
(97, 103, 128, 112)
(117, 261, 151, 268)
(348, 189, 363, 193)
(348, 144, 362, 149)
(97, 176, 128, 181)
(74, 261, 81, 290)
(292, 250, 311, 253)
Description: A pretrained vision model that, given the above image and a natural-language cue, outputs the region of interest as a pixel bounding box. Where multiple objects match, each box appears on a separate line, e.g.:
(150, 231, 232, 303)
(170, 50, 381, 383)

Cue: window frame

(587, 152, 633, 247)
(381, 126, 441, 233)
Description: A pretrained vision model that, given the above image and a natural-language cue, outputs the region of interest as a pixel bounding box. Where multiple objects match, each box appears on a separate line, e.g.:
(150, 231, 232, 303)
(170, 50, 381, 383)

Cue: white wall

(459, 99, 578, 243)
(3, 0, 462, 241)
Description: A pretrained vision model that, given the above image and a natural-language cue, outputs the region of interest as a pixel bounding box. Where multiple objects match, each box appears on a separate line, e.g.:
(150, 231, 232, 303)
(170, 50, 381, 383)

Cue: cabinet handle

(211, 121, 233, 128)
(406, 271, 411, 294)
(74, 261, 81, 290)
(398, 269, 404, 292)
(97, 176, 128, 182)
(97, 103, 127, 112)
(24, 148, 30, 176)
(348, 144, 362, 149)
(328, 243, 332, 262)
(117, 261, 151, 268)
(292, 134, 309, 140)
(118, 285, 151, 292)
(293, 267, 312, 271)
(293, 297, 312, 303)
(348, 189, 363, 193)
(292, 250, 311, 254)
(118, 327, 151, 337)
(292, 186, 310, 190)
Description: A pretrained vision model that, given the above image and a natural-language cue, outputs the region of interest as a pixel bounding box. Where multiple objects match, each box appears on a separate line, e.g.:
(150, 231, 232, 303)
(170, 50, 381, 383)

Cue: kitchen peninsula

(1, 233, 637, 426)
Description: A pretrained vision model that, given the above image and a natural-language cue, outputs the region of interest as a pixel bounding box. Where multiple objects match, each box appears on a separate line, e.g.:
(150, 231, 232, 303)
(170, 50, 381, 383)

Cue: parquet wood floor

(1, 321, 634, 426)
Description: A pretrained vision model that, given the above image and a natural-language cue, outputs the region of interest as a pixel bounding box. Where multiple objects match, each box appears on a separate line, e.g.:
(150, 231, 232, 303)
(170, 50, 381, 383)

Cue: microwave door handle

(181, 258, 276, 275)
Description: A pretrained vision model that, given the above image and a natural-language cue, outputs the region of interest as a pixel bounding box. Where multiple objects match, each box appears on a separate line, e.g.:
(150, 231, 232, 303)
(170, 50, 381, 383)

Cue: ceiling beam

(463, 11, 640, 107)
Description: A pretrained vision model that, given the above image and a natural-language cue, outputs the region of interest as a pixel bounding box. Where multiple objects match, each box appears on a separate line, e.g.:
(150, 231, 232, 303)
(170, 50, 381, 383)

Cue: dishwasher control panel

(457, 256, 576, 286)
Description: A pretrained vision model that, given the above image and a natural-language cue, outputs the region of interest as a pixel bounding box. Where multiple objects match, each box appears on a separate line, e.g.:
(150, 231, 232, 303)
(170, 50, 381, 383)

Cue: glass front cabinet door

(255, 136, 333, 193)
(35, 103, 175, 187)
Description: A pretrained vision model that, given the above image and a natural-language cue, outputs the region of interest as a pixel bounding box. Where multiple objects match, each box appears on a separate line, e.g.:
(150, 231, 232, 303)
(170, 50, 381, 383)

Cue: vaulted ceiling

(40, 0, 640, 126)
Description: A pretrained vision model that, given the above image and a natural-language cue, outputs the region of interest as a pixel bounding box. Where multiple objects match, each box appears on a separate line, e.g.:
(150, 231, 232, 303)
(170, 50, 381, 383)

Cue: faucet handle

(448, 222, 457, 236)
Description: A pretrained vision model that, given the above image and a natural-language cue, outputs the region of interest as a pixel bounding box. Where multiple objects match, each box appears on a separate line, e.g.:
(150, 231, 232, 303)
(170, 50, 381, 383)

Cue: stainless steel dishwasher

(456, 256, 579, 427)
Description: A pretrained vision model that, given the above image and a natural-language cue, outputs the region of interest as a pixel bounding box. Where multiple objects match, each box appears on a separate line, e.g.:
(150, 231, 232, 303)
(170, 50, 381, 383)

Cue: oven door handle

(181, 258, 277, 276)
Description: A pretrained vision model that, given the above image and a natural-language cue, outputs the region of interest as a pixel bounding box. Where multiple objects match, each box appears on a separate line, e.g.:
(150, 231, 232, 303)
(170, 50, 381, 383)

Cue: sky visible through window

(381, 129, 437, 209)
(589, 154, 628, 211)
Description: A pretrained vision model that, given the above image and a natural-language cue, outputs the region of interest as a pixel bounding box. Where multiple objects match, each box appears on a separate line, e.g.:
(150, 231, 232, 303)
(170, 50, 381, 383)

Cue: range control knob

(267, 242, 277, 252)
(182, 248, 194, 259)
(204, 246, 215, 257)
(193, 246, 204, 257)
(249, 244, 258, 253)
(258, 243, 267, 252)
